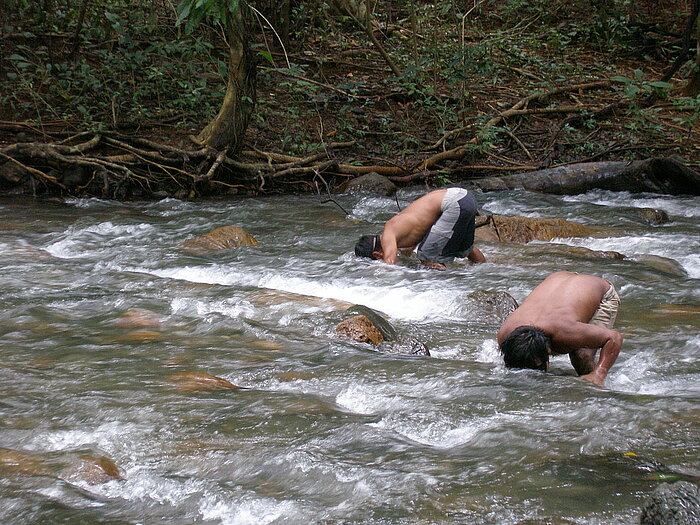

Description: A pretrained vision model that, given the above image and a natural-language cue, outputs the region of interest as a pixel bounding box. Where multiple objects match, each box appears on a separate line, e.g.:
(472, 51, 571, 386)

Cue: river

(0, 187, 698, 524)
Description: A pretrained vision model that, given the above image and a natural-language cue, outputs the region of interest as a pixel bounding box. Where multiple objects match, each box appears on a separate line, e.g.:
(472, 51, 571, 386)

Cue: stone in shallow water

(181, 225, 260, 254)
(474, 214, 599, 244)
(167, 371, 240, 392)
(640, 481, 700, 525)
(113, 307, 163, 328)
(335, 315, 384, 345)
(633, 254, 688, 277)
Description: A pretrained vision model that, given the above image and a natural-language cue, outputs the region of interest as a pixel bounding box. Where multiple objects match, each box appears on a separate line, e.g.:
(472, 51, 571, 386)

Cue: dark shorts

(416, 188, 478, 264)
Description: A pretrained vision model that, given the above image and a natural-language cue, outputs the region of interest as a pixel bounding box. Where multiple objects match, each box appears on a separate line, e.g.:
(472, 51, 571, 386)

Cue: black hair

(355, 234, 381, 258)
(500, 325, 550, 371)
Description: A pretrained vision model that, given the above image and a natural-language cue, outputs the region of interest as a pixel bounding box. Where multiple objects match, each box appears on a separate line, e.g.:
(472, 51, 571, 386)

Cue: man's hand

(422, 261, 446, 270)
(580, 371, 605, 387)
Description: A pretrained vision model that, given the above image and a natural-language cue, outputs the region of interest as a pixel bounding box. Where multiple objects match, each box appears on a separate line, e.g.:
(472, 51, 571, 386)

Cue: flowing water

(0, 187, 698, 524)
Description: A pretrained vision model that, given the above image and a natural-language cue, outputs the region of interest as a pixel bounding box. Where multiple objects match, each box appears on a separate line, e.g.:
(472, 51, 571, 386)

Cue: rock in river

(640, 481, 700, 525)
(181, 226, 260, 254)
(475, 214, 599, 244)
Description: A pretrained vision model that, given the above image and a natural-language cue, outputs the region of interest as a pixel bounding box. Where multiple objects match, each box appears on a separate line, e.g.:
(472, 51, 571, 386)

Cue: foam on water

(562, 189, 700, 218)
(335, 384, 405, 415)
(45, 222, 156, 259)
(549, 233, 700, 277)
(199, 495, 302, 525)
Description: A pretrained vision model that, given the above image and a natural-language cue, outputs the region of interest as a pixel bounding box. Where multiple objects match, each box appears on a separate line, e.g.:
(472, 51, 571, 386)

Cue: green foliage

(611, 71, 674, 99)
(1, 3, 226, 129)
(176, 0, 241, 33)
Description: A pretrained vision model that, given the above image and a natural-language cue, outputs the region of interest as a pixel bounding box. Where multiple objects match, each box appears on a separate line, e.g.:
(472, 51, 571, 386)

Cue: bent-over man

(497, 271, 623, 386)
(354, 188, 486, 269)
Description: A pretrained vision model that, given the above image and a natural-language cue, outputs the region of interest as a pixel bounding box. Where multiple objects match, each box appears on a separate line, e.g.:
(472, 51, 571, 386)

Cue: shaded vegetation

(0, 0, 698, 198)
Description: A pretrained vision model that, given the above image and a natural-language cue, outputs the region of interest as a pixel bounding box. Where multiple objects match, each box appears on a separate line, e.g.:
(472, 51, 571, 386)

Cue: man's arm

(579, 331, 623, 386)
(379, 232, 398, 264)
(554, 323, 623, 386)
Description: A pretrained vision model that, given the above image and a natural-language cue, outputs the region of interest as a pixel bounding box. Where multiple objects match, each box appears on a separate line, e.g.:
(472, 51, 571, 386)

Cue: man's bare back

(498, 271, 623, 386)
(379, 190, 447, 264)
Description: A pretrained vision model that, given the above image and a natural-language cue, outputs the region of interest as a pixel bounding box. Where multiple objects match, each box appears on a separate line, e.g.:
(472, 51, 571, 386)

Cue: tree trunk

(196, 3, 256, 152)
(684, 2, 700, 95)
(466, 158, 700, 196)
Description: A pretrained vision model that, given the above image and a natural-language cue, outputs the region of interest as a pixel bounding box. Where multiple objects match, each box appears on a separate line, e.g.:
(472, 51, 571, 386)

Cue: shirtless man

(497, 271, 623, 386)
(354, 188, 486, 269)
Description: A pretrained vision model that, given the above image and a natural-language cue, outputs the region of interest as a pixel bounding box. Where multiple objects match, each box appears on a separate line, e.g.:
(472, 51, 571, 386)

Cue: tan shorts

(588, 281, 620, 328)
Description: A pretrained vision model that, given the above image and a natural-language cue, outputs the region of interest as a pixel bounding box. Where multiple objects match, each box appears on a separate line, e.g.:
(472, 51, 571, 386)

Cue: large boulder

(337, 172, 397, 196)
(640, 481, 700, 525)
(181, 226, 260, 254)
(475, 214, 598, 244)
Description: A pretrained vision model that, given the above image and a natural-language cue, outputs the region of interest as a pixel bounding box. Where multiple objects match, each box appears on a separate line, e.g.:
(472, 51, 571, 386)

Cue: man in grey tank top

(354, 188, 486, 269)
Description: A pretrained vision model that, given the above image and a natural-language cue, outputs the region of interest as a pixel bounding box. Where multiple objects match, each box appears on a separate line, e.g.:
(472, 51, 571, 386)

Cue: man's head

(500, 325, 551, 371)
(354, 234, 382, 259)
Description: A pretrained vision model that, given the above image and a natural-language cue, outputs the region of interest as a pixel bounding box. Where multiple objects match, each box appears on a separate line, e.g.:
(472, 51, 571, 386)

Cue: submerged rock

(181, 226, 260, 254)
(64, 454, 124, 485)
(633, 255, 688, 277)
(378, 336, 430, 356)
(167, 371, 241, 392)
(474, 214, 599, 244)
(247, 289, 353, 310)
(113, 307, 163, 329)
(640, 481, 700, 525)
(0, 447, 123, 485)
(637, 208, 670, 225)
(458, 290, 519, 324)
(566, 246, 626, 259)
(338, 172, 397, 196)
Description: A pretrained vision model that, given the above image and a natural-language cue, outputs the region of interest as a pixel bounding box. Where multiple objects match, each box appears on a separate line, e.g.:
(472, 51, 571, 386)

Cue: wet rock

(640, 481, 700, 525)
(345, 305, 397, 341)
(115, 329, 163, 343)
(460, 290, 519, 324)
(0, 161, 29, 184)
(633, 255, 688, 277)
(474, 214, 599, 244)
(336, 306, 431, 356)
(0, 447, 51, 477)
(168, 371, 241, 392)
(378, 336, 430, 356)
(113, 308, 163, 329)
(337, 172, 397, 196)
(181, 225, 260, 254)
(64, 454, 124, 485)
(335, 315, 384, 345)
(637, 208, 670, 225)
(566, 246, 626, 259)
(0, 447, 123, 485)
(247, 289, 353, 310)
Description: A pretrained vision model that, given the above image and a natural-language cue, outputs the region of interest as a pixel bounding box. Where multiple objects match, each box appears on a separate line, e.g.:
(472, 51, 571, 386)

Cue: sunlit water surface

(0, 187, 698, 524)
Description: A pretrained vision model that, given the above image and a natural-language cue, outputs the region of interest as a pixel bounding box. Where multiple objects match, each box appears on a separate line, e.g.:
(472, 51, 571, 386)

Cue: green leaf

(648, 81, 673, 89)
(610, 75, 631, 83)
(258, 50, 274, 65)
